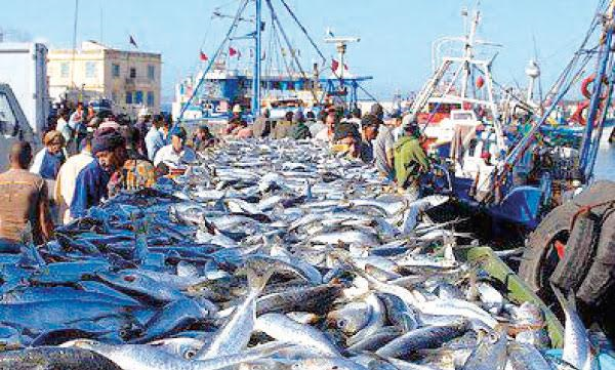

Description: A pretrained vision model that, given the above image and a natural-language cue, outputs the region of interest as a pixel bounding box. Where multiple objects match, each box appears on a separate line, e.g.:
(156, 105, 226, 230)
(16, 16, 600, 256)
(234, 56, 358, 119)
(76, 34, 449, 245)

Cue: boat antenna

(532, 34, 544, 113)
(71, 0, 80, 89)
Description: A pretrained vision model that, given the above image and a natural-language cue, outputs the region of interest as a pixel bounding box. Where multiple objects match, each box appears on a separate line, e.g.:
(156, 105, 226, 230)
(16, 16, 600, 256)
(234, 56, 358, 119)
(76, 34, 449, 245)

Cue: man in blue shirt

(70, 128, 127, 219)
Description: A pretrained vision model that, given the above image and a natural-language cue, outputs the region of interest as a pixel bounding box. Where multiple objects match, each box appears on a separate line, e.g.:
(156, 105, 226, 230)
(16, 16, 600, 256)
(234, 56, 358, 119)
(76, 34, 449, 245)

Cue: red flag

(229, 47, 238, 57)
(331, 59, 339, 72)
(200, 51, 208, 61)
(344, 64, 349, 71)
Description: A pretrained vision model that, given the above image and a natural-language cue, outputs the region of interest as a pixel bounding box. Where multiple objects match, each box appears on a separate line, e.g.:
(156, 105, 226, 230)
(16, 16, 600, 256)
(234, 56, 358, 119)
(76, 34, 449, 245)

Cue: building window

(112, 64, 120, 78)
(147, 65, 155, 80)
(60, 63, 70, 78)
(126, 92, 133, 105)
(135, 91, 143, 104)
(130, 67, 137, 79)
(85, 61, 97, 78)
(147, 91, 155, 107)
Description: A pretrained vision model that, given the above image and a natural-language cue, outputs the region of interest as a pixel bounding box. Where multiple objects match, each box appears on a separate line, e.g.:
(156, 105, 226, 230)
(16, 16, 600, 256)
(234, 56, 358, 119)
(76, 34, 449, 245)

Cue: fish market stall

(0, 139, 603, 370)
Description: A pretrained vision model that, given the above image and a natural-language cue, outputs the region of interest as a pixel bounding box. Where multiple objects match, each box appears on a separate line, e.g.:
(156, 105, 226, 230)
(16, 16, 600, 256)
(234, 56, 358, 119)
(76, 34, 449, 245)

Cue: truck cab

(0, 83, 36, 170)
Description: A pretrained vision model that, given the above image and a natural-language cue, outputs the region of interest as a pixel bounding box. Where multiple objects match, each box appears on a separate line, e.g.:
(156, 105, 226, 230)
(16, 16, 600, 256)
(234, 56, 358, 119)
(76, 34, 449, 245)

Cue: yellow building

(48, 41, 161, 117)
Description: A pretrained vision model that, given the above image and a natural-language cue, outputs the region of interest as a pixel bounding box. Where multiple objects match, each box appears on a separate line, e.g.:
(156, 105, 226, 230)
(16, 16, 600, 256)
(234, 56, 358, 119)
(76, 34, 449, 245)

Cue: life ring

(571, 101, 591, 126)
(581, 74, 609, 100)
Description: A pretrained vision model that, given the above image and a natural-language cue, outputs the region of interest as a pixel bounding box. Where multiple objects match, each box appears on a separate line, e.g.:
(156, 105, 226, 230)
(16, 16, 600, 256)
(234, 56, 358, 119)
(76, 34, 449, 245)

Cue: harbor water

(594, 129, 615, 181)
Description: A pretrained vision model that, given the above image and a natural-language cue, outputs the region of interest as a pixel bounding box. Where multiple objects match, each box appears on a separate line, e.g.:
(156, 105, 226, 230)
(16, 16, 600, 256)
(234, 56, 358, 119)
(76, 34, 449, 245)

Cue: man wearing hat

(394, 121, 430, 199)
(153, 125, 197, 169)
(70, 128, 127, 218)
(30, 130, 66, 181)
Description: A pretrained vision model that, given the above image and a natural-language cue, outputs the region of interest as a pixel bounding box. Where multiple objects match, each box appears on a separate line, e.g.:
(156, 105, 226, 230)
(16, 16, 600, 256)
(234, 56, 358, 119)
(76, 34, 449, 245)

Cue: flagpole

(252, 0, 262, 117)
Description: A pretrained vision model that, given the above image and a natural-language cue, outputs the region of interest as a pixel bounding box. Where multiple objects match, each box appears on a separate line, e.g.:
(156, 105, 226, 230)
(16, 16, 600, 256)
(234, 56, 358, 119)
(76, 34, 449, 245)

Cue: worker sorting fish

(0, 139, 598, 370)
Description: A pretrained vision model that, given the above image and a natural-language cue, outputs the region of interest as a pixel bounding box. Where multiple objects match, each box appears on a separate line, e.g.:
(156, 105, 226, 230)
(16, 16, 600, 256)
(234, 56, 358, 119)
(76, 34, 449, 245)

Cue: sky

(0, 0, 600, 103)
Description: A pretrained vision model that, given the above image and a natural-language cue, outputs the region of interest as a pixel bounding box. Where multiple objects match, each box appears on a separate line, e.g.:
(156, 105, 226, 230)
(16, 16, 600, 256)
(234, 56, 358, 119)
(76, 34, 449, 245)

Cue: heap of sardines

(0, 139, 596, 370)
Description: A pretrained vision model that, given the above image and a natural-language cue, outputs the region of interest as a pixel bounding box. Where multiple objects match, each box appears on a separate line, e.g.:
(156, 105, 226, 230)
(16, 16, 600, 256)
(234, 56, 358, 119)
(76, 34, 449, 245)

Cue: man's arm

(38, 182, 54, 242)
(70, 169, 92, 219)
(411, 142, 430, 171)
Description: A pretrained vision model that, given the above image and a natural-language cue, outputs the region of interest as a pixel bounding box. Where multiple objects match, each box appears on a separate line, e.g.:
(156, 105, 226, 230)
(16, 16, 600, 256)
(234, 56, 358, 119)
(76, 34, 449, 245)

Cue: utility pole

(252, 0, 262, 117)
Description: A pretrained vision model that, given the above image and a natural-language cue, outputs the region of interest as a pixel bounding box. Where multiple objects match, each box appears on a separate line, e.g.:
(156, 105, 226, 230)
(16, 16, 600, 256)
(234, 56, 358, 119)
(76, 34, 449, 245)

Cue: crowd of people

(228, 103, 430, 196)
(0, 102, 430, 246)
(0, 103, 220, 246)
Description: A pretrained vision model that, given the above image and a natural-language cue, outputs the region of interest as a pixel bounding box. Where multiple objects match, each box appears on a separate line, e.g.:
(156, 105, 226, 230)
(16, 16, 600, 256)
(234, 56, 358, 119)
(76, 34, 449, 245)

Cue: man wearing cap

(153, 125, 197, 169)
(31, 130, 66, 181)
(358, 115, 380, 163)
(54, 135, 94, 225)
(0, 142, 54, 245)
(394, 122, 430, 199)
(70, 129, 127, 218)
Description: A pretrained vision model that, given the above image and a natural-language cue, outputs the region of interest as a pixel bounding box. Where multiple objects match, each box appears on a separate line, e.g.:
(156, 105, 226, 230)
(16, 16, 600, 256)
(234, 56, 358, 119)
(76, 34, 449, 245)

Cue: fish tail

(246, 265, 274, 296)
(551, 284, 576, 313)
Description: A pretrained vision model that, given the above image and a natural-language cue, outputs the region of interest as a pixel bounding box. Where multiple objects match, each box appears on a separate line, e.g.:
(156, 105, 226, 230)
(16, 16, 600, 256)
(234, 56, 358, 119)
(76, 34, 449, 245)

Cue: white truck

(0, 42, 49, 170)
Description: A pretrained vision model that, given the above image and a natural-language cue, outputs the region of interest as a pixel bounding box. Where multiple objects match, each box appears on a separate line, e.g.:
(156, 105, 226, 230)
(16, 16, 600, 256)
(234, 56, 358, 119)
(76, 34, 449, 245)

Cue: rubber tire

(577, 210, 615, 306)
(519, 181, 615, 297)
(519, 202, 579, 297)
(549, 210, 600, 292)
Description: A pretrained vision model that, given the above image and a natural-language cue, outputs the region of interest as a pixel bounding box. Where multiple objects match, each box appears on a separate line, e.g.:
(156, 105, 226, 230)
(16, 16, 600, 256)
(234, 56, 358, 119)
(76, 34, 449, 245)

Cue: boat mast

(252, 0, 262, 117)
(460, 10, 479, 99)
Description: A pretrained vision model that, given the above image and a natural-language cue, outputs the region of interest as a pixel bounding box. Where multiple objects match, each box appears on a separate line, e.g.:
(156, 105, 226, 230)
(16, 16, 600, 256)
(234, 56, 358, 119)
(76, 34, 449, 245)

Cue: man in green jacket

(394, 122, 429, 198)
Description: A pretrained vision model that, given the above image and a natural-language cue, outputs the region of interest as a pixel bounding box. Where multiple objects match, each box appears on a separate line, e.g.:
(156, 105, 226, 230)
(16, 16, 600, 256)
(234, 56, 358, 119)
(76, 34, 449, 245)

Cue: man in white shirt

(314, 108, 338, 144)
(54, 135, 95, 225)
(153, 126, 197, 169)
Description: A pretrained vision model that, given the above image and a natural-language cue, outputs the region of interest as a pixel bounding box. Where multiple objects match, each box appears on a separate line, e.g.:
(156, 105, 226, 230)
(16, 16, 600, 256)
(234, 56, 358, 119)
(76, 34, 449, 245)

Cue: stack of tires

(519, 181, 615, 336)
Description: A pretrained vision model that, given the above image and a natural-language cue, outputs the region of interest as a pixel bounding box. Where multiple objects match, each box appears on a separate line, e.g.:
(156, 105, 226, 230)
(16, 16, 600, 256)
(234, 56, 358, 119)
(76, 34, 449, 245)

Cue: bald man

(0, 142, 54, 245)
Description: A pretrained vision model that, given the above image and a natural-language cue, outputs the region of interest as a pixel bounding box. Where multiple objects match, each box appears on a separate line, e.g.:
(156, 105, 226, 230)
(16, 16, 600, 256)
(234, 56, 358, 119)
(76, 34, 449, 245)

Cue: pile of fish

(0, 139, 599, 370)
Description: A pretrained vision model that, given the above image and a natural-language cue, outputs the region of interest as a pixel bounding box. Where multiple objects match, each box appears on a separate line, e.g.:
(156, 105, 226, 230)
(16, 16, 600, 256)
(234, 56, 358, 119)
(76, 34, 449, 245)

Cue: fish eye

(337, 319, 347, 328)
(123, 275, 136, 282)
(185, 350, 197, 359)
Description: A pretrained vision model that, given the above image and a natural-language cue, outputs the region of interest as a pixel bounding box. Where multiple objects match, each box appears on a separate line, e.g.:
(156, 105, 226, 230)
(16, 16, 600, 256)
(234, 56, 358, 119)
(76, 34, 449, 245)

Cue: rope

(176, 0, 250, 124)
(278, 0, 327, 65)
(265, 0, 319, 104)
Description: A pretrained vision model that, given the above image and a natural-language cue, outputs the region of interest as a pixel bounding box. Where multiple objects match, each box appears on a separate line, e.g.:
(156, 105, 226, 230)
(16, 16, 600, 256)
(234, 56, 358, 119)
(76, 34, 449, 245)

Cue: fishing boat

(172, 0, 374, 123)
(414, 5, 615, 231)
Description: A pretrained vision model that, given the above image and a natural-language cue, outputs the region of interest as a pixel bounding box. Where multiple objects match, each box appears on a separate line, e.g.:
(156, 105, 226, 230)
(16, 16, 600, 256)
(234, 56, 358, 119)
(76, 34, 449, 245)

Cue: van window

(0, 93, 18, 136)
